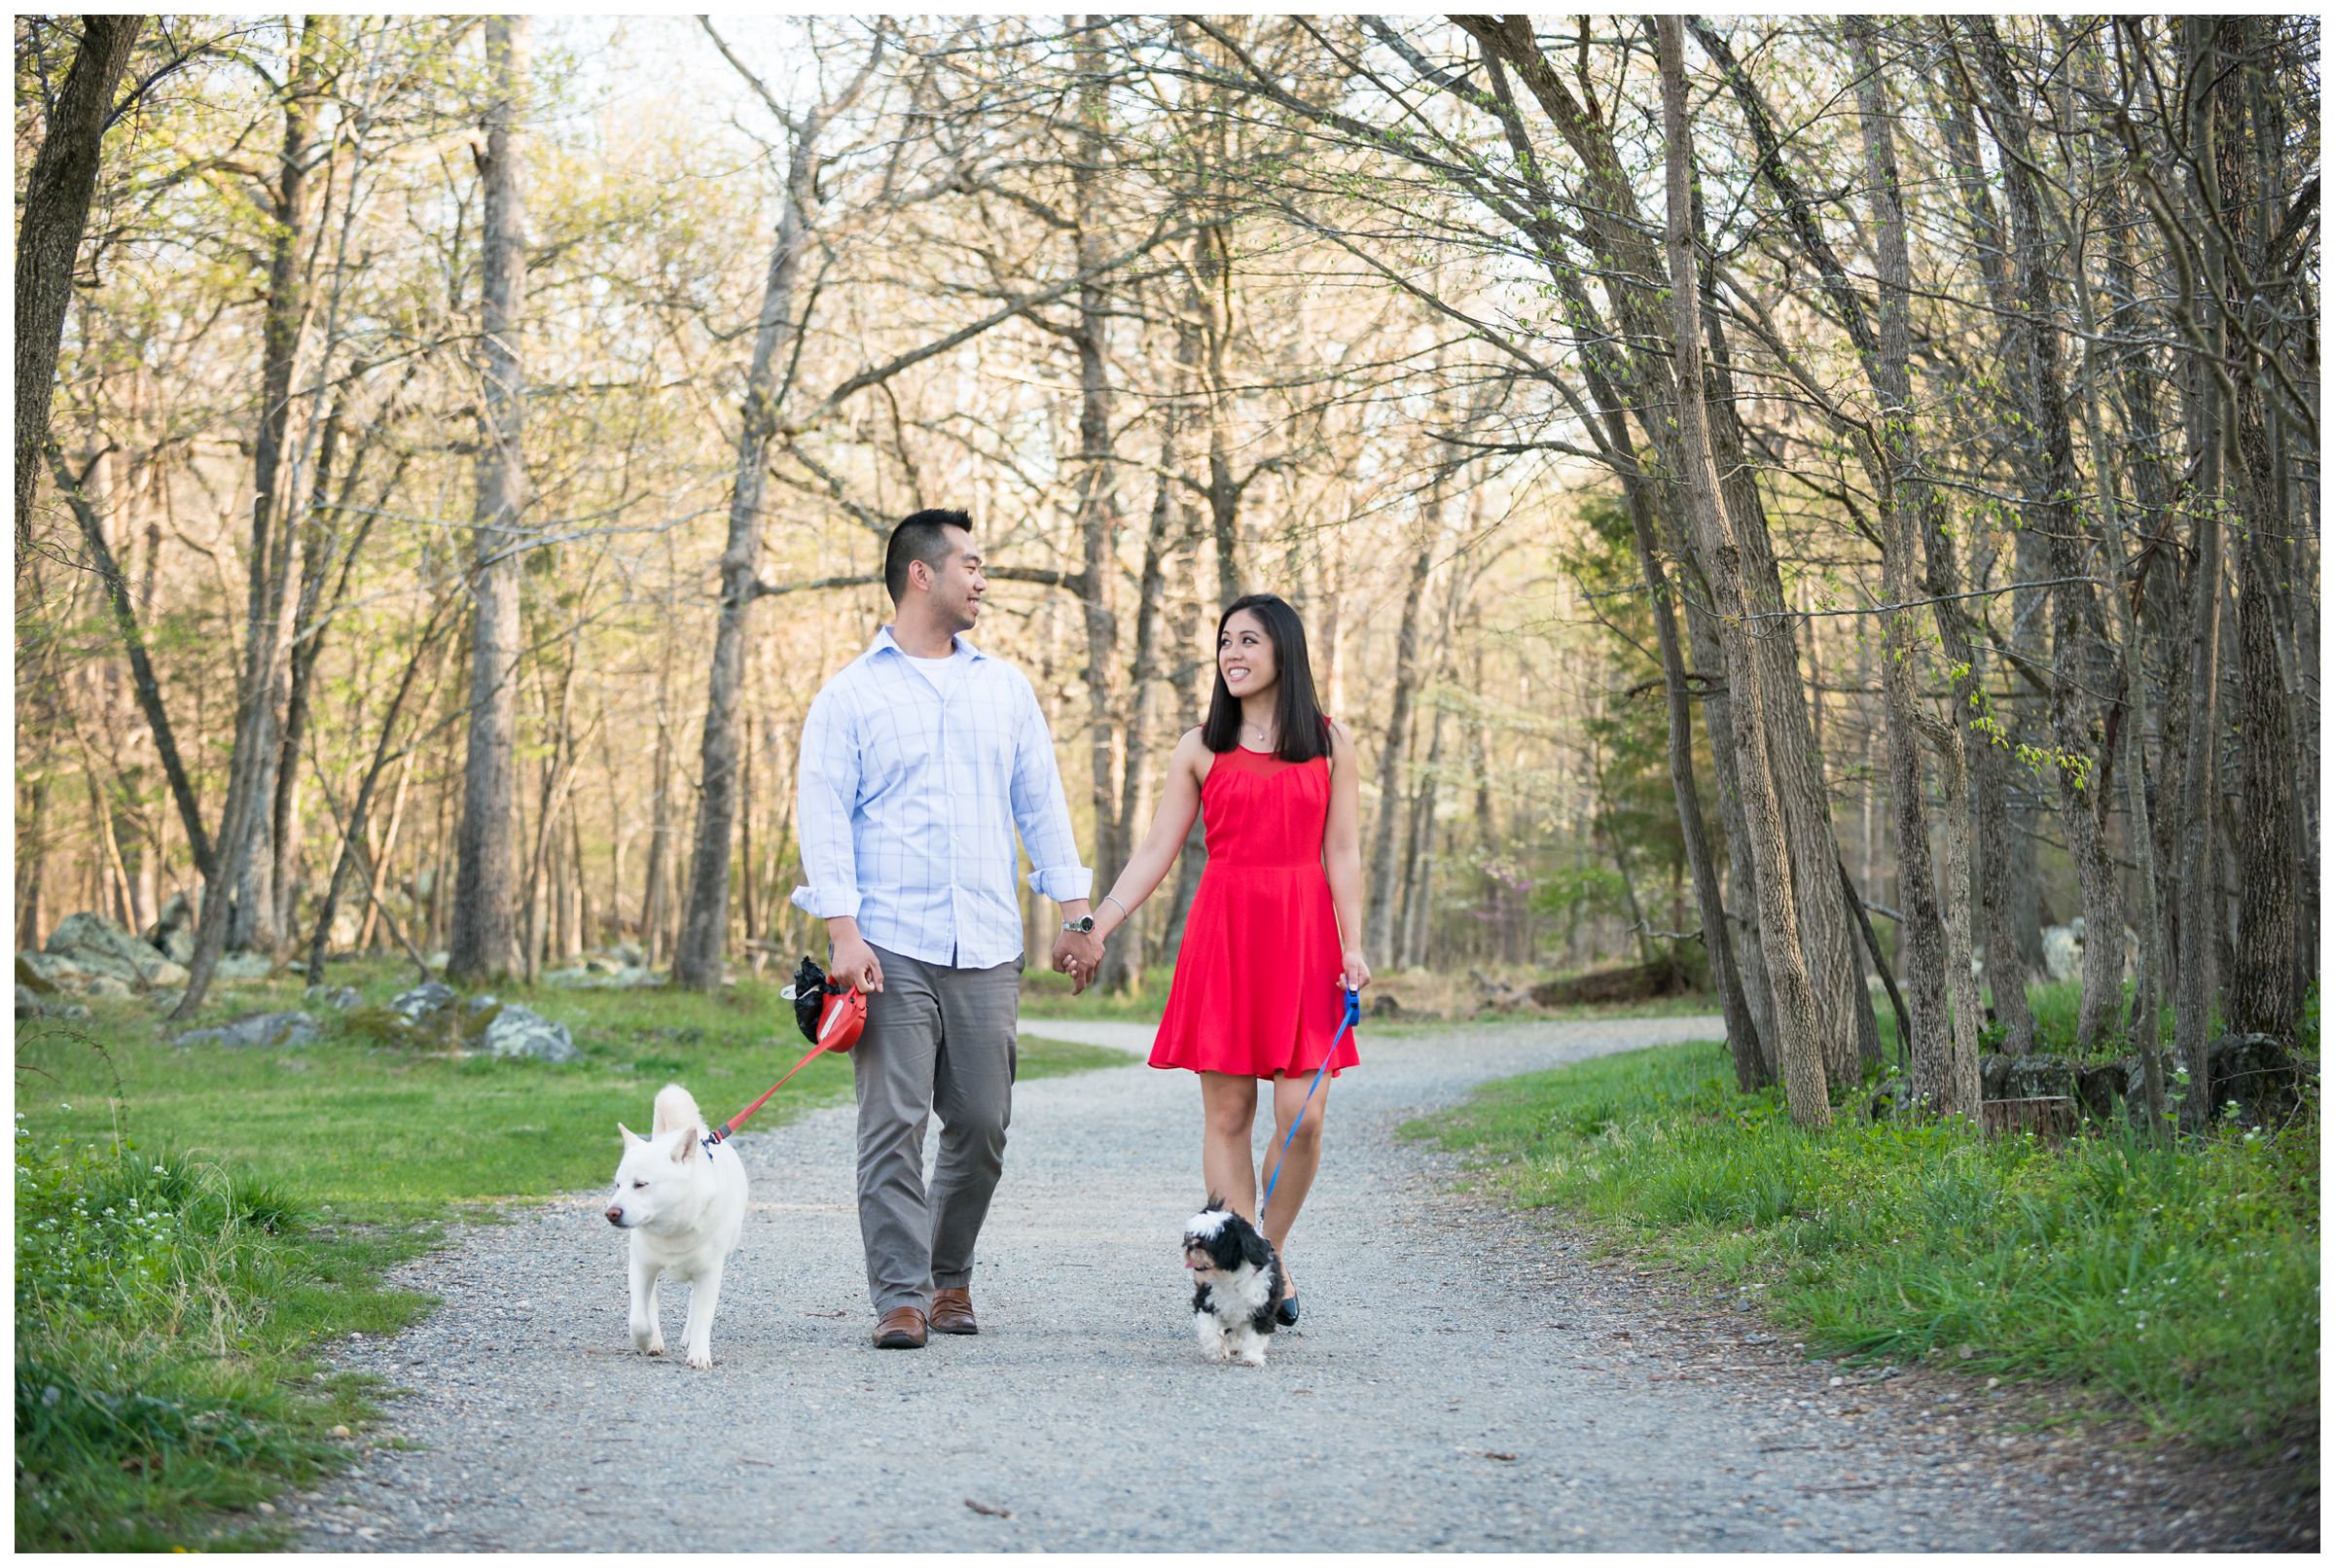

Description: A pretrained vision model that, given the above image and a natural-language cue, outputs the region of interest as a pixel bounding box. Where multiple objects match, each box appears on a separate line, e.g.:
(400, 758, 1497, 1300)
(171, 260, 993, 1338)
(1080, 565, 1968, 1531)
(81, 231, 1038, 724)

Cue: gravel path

(291, 1014, 2295, 1551)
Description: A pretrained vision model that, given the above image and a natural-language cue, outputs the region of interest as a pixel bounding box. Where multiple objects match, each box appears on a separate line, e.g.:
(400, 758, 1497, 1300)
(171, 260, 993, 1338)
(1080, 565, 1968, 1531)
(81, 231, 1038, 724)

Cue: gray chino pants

(854, 943, 1022, 1316)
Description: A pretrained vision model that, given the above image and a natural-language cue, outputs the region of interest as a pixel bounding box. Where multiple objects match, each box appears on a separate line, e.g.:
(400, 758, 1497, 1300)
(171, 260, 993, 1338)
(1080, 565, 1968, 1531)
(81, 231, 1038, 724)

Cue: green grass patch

(1410, 1039, 2319, 1456)
(19, 968, 1119, 1206)
(15, 962, 1127, 1549)
(14, 1127, 439, 1550)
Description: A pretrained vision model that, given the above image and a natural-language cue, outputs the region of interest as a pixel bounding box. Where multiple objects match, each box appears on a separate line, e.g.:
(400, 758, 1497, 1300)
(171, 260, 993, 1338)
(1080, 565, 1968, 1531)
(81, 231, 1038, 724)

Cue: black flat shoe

(1275, 1296, 1300, 1328)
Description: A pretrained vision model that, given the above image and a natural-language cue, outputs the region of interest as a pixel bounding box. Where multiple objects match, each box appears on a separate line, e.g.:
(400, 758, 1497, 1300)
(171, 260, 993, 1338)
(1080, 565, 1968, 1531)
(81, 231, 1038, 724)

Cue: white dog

(605, 1084, 747, 1370)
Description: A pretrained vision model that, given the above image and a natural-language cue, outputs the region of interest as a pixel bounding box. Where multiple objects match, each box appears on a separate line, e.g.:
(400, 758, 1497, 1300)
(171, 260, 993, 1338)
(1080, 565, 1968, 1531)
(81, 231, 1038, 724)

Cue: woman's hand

(1340, 947, 1371, 992)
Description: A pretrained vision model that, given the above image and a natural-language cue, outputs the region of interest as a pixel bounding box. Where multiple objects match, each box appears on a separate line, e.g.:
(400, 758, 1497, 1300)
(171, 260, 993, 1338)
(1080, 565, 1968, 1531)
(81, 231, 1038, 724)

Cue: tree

(16, 15, 144, 574)
(448, 15, 530, 985)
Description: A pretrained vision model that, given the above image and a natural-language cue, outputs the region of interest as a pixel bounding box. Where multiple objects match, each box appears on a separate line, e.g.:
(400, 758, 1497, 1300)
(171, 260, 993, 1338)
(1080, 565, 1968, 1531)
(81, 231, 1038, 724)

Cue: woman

(1089, 592, 1368, 1326)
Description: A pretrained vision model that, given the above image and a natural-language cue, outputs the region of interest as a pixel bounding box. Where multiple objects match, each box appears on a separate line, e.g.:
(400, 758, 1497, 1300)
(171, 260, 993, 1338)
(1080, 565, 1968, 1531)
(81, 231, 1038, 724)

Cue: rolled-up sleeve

(790, 683, 864, 920)
(1008, 676, 1093, 903)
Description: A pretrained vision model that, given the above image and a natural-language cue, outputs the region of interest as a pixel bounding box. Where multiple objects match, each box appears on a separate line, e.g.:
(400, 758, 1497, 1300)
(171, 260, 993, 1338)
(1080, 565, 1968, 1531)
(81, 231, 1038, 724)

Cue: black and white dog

(1182, 1198, 1283, 1367)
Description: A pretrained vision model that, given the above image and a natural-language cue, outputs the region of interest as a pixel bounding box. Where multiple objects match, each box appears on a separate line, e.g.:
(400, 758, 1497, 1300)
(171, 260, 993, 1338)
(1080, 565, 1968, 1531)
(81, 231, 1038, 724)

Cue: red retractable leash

(702, 957, 866, 1147)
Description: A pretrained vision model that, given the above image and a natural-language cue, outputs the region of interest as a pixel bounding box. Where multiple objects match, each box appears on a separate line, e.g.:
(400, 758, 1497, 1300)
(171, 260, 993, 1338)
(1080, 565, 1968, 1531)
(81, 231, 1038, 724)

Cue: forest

(16, 14, 2321, 1125)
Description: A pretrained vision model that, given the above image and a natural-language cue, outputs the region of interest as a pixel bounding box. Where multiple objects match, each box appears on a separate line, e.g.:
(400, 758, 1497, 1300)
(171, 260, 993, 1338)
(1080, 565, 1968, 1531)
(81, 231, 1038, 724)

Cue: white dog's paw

(685, 1346, 712, 1371)
(1238, 1348, 1268, 1368)
(634, 1329, 665, 1356)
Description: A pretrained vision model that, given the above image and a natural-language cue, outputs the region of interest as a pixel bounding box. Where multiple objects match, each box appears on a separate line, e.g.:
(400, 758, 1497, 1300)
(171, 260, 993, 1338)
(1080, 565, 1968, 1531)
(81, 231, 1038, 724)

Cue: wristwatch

(1062, 914, 1096, 934)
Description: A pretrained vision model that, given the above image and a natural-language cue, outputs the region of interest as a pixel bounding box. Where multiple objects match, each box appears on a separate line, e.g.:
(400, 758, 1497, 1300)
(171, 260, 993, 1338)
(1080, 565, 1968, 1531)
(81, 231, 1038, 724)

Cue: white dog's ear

(618, 1122, 644, 1145)
(670, 1126, 700, 1163)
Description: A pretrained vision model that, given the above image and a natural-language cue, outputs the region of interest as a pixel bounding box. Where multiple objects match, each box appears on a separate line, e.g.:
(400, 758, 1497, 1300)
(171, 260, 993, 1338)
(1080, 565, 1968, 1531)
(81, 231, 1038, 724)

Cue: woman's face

(1218, 609, 1278, 701)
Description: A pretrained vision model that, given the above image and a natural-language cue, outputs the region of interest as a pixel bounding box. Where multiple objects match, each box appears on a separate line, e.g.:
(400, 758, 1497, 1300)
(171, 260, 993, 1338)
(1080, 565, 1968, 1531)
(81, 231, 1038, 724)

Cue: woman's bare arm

(1093, 729, 1208, 945)
(1322, 721, 1370, 989)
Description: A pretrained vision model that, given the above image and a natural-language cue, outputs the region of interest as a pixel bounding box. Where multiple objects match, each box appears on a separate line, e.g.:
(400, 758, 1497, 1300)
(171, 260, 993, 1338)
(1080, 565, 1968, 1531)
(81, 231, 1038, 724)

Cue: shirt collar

(868, 624, 984, 662)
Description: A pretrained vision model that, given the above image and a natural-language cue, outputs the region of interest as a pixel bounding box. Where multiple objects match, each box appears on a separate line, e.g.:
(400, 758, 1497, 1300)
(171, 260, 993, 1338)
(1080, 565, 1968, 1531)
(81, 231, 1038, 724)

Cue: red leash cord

(704, 1035, 836, 1146)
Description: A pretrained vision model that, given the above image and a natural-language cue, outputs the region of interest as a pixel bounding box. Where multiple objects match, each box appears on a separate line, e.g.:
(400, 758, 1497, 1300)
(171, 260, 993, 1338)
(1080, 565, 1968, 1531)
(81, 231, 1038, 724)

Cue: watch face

(1067, 916, 1095, 933)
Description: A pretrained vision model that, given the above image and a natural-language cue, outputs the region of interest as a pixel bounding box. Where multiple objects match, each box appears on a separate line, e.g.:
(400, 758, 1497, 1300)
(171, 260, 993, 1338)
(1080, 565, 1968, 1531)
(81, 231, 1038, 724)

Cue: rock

(2205, 1033, 2309, 1128)
(2039, 924, 2083, 984)
(2074, 1056, 2142, 1123)
(85, 975, 135, 999)
(45, 911, 179, 986)
(305, 983, 363, 1011)
(213, 951, 277, 983)
(143, 891, 197, 965)
(16, 985, 91, 1021)
(1369, 993, 1405, 1019)
(17, 952, 68, 993)
(147, 959, 189, 988)
(465, 993, 501, 1014)
(147, 989, 185, 1014)
(482, 1003, 578, 1064)
(2002, 1054, 2077, 1100)
(176, 1010, 319, 1050)
(391, 981, 457, 1023)
(541, 964, 655, 990)
(426, 950, 449, 972)
(615, 944, 645, 968)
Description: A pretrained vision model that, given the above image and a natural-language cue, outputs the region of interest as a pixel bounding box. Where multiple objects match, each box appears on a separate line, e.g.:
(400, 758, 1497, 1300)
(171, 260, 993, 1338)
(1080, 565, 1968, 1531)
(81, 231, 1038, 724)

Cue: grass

(18, 965, 1123, 1207)
(14, 960, 1128, 1550)
(1022, 958, 1729, 1028)
(1409, 1037, 2319, 1459)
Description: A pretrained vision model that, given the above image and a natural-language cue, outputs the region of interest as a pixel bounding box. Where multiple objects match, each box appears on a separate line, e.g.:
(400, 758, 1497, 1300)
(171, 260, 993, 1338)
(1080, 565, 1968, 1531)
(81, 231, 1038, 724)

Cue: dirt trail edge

(294, 1015, 2302, 1550)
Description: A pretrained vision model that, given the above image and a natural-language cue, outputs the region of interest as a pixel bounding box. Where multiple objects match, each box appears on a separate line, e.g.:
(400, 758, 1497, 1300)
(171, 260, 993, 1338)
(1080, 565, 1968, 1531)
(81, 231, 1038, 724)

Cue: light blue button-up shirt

(790, 625, 1093, 970)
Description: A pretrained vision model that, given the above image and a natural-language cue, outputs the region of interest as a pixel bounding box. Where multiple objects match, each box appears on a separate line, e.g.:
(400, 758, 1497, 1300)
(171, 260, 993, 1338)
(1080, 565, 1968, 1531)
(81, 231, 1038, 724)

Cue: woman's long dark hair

(1201, 592, 1331, 763)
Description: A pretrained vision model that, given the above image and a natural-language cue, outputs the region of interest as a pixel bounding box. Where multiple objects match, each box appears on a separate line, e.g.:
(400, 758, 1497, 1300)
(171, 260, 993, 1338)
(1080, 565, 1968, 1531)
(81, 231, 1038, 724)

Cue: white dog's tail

(651, 1083, 704, 1135)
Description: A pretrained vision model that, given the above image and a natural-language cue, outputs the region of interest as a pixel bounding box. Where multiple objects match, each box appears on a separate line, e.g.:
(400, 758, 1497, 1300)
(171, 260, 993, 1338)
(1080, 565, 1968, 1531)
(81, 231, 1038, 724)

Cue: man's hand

(827, 919, 884, 993)
(1051, 929, 1103, 994)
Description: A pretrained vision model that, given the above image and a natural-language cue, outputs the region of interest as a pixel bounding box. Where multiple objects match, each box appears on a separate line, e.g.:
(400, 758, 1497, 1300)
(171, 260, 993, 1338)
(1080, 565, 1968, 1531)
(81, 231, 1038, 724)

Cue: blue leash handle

(1261, 985, 1362, 1219)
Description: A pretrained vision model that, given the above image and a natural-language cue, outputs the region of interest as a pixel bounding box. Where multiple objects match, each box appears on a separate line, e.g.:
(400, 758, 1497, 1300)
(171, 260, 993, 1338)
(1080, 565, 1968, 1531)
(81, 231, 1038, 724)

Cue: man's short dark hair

(884, 509, 972, 604)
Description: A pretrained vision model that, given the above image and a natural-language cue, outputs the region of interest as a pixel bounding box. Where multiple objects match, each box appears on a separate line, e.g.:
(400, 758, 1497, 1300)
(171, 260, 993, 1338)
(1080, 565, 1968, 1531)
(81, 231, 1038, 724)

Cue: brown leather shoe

(873, 1305, 927, 1349)
(929, 1287, 978, 1336)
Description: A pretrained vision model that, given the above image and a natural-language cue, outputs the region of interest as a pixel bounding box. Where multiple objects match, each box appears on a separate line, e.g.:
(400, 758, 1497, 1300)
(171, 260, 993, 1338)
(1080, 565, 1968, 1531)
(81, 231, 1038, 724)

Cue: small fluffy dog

(605, 1084, 747, 1370)
(1182, 1198, 1283, 1367)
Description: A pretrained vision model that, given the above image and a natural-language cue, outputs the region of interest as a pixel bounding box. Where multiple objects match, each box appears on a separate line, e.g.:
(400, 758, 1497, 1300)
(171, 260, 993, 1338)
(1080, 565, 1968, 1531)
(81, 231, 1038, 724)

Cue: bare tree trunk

(2170, 17, 2233, 1123)
(1067, 19, 1126, 951)
(1620, 469, 1766, 1086)
(305, 600, 458, 983)
(1098, 339, 1189, 992)
(1970, 18, 2127, 1051)
(16, 15, 144, 574)
(1398, 697, 1448, 970)
(173, 18, 327, 1018)
(1842, 18, 1954, 1107)
(643, 684, 675, 970)
(1367, 509, 1434, 958)
(448, 15, 529, 986)
(1930, 59, 2048, 1015)
(2220, 19, 2303, 1044)
(1658, 16, 1827, 1124)
(674, 33, 880, 989)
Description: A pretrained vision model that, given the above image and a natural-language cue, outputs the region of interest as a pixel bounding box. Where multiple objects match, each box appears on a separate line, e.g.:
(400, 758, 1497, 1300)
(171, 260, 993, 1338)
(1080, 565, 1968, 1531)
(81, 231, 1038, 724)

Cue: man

(793, 508, 1103, 1349)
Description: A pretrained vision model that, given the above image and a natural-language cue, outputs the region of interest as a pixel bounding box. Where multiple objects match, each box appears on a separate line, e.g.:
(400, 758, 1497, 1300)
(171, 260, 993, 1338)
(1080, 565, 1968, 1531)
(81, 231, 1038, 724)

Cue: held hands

(1340, 947, 1372, 993)
(1051, 928, 1104, 994)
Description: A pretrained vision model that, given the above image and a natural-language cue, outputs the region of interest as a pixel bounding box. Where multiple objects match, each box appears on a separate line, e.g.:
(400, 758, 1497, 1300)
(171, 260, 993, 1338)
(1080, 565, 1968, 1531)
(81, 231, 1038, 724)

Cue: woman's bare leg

(1199, 1071, 1261, 1218)
(1259, 1071, 1327, 1297)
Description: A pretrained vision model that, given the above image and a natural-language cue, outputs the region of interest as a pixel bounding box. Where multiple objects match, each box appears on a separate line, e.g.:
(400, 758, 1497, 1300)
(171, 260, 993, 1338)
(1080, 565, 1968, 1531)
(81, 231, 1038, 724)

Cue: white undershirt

(906, 650, 958, 697)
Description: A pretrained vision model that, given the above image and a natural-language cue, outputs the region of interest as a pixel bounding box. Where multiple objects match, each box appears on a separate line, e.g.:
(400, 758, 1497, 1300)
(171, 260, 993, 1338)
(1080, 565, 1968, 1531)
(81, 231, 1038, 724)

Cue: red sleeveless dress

(1148, 745, 1360, 1080)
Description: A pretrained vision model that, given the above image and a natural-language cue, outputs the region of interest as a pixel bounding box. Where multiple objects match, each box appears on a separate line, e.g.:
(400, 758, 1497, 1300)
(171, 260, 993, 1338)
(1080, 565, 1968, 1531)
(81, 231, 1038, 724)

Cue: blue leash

(1260, 985, 1362, 1219)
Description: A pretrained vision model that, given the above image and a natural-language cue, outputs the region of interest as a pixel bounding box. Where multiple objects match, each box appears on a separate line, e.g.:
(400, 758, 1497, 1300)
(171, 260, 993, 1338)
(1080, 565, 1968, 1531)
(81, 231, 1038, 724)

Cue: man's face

(916, 525, 987, 632)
